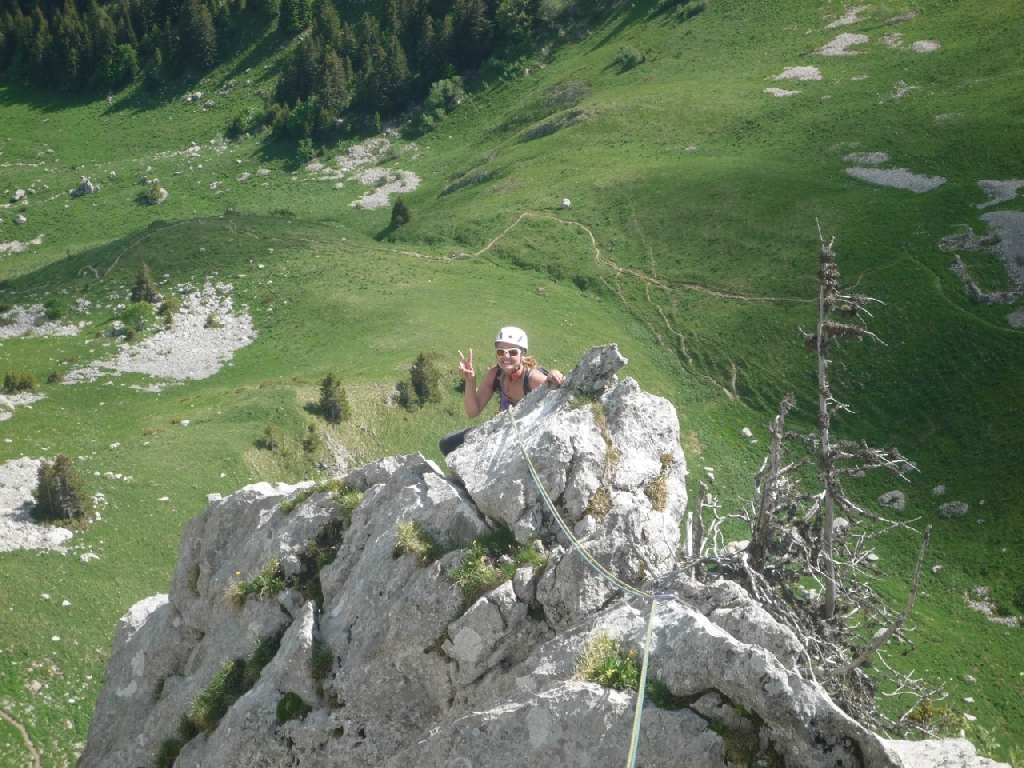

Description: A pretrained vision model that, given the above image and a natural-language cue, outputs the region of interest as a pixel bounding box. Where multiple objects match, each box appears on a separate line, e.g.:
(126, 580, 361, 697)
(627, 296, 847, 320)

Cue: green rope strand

(507, 408, 667, 767)
(507, 409, 651, 600)
(627, 599, 658, 768)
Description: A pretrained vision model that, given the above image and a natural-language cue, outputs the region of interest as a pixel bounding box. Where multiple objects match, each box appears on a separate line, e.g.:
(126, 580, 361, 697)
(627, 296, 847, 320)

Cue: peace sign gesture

(458, 349, 475, 380)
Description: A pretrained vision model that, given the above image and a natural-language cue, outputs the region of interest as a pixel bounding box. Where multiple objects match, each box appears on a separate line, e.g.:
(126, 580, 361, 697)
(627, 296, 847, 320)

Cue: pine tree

(182, 0, 217, 69)
(318, 372, 351, 423)
(409, 352, 440, 405)
(33, 454, 94, 523)
(416, 14, 436, 76)
(131, 262, 159, 304)
(318, 48, 351, 116)
(313, 0, 341, 51)
(391, 196, 411, 228)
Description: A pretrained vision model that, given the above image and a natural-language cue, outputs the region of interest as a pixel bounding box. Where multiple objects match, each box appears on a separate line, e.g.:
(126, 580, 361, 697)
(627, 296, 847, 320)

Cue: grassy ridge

(2, 0, 1023, 762)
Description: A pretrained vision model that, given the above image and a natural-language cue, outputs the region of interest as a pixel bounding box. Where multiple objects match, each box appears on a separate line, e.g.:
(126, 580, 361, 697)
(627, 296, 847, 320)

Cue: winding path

(473, 211, 811, 303)
(0, 708, 41, 768)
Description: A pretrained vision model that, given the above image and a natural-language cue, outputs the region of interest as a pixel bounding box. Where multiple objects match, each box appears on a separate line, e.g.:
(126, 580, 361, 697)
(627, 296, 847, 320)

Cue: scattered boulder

(70, 177, 100, 197)
(14, 214, 27, 225)
(877, 490, 906, 510)
(12, 189, 25, 202)
(938, 500, 968, 518)
(139, 181, 168, 206)
(559, 198, 571, 209)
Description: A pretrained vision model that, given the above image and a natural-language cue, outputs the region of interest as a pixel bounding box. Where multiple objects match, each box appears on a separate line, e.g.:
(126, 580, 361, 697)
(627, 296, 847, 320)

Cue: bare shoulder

(481, 365, 499, 385)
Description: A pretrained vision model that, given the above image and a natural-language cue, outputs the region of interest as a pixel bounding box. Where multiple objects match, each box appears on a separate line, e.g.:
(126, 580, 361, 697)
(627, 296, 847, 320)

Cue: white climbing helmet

(495, 326, 528, 350)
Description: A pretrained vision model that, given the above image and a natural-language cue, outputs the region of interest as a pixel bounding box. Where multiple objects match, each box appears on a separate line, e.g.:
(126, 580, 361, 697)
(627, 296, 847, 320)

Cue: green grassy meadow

(2, 0, 1023, 763)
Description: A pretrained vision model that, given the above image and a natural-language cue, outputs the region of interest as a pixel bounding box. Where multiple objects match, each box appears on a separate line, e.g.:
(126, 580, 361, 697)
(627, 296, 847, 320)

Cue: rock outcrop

(70, 177, 100, 197)
(78, 346, 1006, 768)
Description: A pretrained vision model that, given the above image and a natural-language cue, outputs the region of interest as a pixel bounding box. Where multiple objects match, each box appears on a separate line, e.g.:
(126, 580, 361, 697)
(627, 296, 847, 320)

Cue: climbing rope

(507, 408, 673, 768)
(508, 408, 651, 601)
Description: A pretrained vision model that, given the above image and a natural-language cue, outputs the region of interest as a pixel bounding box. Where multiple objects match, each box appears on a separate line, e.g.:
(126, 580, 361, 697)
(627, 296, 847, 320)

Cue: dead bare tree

(802, 227, 917, 619)
(680, 232, 934, 736)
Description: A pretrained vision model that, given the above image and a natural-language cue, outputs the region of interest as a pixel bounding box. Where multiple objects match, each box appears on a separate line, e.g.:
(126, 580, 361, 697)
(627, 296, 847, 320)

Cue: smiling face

(495, 344, 524, 374)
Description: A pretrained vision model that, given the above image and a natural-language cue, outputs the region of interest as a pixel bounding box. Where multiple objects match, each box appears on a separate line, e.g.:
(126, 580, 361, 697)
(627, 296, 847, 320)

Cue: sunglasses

(495, 348, 522, 358)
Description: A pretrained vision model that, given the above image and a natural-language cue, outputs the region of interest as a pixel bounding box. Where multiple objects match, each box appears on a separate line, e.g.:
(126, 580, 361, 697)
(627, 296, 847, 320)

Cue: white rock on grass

(1008, 306, 1024, 329)
(844, 167, 946, 193)
(844, 152, 889, 165)
(0, 304, 84, 339)
(976, 180, 1024, 209)
(910, 40, 941, 52)
(772, 66, 822, 81)
(65, 282, 256, 384)
(818, 33, 870, 55)
(1, 391, 45, 421)
(825, 5, 870, 29)
(764, 88, 801, 97)
(348, 169, 421, 211)
(979, 211, 1024, 290)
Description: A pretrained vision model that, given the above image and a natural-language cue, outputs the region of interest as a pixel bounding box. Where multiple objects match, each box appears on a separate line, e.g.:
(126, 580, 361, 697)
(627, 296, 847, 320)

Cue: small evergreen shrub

(391, 196, 412, 228)
(205, 312, 224, 328)
(43, 297, 65, 320)
(47, 369, 64, 384)
(261, 422, 285, 452)
(396, 352, 441, 410)
(131, 262, 160, 304)
(318, 372, 351, 423)
(32, 454, 94, 523)
(614, 45, 646, 70)
(302, 423, 323, 453)
(3, 370, 38, 393)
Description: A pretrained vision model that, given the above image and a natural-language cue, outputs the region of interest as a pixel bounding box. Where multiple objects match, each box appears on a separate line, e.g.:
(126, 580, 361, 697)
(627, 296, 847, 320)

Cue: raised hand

(458, 349, 475, 379)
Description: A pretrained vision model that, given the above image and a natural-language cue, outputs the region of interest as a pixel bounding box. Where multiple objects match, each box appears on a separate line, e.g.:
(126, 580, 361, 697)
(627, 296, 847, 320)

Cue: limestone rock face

(78, 346, 1007, 768)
